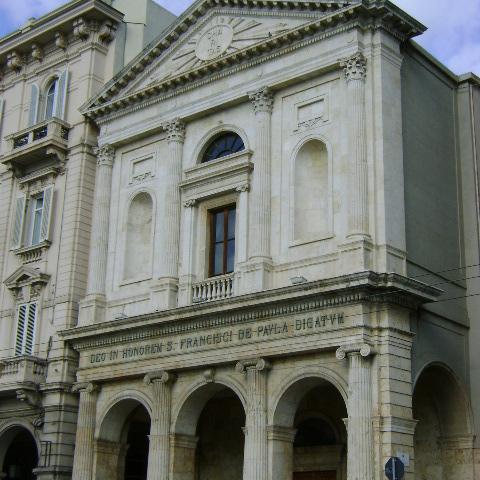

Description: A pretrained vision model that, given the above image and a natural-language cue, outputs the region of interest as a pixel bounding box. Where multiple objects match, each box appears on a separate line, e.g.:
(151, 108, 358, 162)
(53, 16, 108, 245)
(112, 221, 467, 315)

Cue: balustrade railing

(192, 273, 234, 303)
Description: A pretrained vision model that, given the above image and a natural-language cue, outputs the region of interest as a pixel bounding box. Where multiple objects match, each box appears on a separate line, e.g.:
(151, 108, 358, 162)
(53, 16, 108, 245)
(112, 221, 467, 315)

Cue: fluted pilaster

(86, 145, 115, 297)
(236, 358, 270, 480)
(160, 119, 185, 279)
(144, 371, 176, 480)
(337, 344, 374, 480)
(344, 53, 369, 238)
(249, 88, 273, 260)
(72, 383, 99, 480)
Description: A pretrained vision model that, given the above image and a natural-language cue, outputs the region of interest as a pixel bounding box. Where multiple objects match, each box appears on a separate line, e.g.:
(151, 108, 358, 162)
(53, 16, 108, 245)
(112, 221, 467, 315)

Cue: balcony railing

(0, 355, 47, 392)
(2, 117, 70, 168)
(192, 273, 235, 303)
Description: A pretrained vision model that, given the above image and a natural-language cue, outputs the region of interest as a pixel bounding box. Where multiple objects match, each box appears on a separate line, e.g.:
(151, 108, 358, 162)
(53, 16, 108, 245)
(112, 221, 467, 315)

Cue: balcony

(192, 273, 235, 303)
(1, 117, 70, 171)
(0, 355, 47, 394)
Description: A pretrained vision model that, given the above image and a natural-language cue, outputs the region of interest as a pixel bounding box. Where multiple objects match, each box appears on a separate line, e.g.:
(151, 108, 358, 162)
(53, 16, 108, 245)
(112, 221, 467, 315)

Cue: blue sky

(0, 0, 478, 75)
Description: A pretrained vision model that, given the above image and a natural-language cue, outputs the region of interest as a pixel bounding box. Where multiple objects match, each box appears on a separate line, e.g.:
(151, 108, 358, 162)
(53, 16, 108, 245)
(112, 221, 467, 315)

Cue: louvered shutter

(15, 304, 27, 355)
(39, 185, 54, 242)
(11, 194, 26, 249)
(28, 83, 39, 126)
(0, 98, 4, 128)
(24, 303, 37, 355)
(55, 69, 69, 120)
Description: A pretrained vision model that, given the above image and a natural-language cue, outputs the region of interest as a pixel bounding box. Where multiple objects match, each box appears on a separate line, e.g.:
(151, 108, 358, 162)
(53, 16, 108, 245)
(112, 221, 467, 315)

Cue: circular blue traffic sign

(385, 457, 405, 480)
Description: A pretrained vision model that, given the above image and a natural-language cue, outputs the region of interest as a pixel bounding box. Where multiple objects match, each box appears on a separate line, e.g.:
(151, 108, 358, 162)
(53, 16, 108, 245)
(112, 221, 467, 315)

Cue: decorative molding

(6, 51, 23, 72)
(72, 382, 99, 394)
(143, 370, 177, 385)
(93, 144, 115, 167)
(99, 20, 117, 43)
(336, 343, 373, 360)
(55, 31, 67, 49)
(249, 86, 274, 114)
(183, 199, 197, 208)
(73, 17, 90, 40)
(342, 52, 367, 82)
(235, 358, 271, 373)
(203, 368, 215, 383)
(31, 44, 44, 62)
(162, 119, 186, 143)
(236, 183, 250, 193)
(16, 388, 41, 408)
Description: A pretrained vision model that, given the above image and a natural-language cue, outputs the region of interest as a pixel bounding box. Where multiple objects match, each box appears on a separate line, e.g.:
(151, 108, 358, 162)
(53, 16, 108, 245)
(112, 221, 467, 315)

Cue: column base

(339, 237, 374, 274)
(178, 275, 195, 307)
(78, 294, 106, 325)
(150, 278, 178, 311)
(242, 258, 273, 293)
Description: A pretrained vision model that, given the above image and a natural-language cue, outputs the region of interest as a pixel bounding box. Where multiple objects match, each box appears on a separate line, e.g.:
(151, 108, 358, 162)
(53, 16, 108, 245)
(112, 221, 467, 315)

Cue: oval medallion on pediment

(195, 24, 234, 61)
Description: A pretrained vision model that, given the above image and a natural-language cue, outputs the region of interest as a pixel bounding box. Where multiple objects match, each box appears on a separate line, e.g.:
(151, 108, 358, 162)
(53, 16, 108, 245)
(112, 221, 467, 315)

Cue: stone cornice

(83, 0, 425, 122)
(0, 0, 123, 75)
(60, 271, 441, 351)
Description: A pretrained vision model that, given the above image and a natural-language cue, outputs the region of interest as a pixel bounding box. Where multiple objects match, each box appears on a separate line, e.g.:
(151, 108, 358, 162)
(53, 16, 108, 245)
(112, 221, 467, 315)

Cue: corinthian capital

(93, 144, 115, 167)
(163, 119, 186, 143)
(343, 52, 367, 82)
(249, 87, 274, 114)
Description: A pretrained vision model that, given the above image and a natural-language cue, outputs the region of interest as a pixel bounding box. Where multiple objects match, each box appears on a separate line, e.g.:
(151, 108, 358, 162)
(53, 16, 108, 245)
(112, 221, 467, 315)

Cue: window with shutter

(14, 303, 37, 356)
(11, 194, 26, 250)
(55, 69, 69, 120)
(28, 84, 39, 127)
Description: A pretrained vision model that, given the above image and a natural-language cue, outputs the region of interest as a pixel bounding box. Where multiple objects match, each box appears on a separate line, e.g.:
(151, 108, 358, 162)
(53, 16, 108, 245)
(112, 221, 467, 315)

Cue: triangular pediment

(4, 265, 50, 290)
(83, 0, 425, 119)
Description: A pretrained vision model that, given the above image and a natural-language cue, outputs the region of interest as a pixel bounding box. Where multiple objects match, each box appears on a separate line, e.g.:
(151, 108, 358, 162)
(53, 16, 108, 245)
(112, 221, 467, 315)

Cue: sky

(0, 0, 478, 76)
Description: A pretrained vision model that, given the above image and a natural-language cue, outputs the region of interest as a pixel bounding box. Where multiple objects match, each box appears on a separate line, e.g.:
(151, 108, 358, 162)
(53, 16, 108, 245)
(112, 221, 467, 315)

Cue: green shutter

(11, 194, 26, 249)
(39, 185, 54, 242)
(28, 83, 39, 126)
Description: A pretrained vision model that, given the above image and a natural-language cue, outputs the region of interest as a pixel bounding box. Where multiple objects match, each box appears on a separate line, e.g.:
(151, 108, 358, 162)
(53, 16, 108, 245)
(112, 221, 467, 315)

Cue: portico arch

(95, 396, 151, 480)
(0, 424, 39, 480)
(413, 363, 474, 480)
(172, 381, 246, 480)
(271, 374, 348, 480)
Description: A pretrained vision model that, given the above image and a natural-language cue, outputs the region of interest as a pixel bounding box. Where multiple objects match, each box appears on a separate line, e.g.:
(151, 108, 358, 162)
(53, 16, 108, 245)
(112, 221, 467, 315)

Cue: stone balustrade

(192, 273, 234, 303)
(0, 355, 47, 392)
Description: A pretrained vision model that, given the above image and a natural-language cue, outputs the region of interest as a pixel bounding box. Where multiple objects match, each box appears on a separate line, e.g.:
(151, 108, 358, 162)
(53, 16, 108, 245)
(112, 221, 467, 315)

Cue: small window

(202, 132, 245, 163)
(44, 79, 58, 120)
(209, 206, 236, 276)
(15, 302, 37, 356)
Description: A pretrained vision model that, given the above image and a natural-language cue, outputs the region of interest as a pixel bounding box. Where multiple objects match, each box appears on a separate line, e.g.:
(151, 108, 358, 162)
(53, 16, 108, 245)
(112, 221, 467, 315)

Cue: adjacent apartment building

(0, 1, 175, 478)
(1, 0, 480, 480)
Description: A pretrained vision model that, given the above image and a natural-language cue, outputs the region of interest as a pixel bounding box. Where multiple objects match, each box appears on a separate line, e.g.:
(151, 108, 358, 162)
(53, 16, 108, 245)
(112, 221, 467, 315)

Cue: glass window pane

(227, 239, 235, 272)
(214, 244, 224, 275)
(45, 80, 57, 120)
(215, 211, 224, 242)
(228, 208, 236, 239)
(31, 195, 44, 245)
(202, 133, 245, 163)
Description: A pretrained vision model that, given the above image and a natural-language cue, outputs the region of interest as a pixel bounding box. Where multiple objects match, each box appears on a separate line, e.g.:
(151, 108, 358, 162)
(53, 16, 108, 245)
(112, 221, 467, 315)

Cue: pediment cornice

(4, 265, 50, 290)
(83, 0, 425, 122)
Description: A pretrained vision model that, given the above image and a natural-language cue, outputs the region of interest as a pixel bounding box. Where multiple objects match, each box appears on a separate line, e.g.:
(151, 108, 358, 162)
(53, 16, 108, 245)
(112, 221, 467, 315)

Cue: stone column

(267, 426, 297, 480)
(178, 199, 197, 307)
(152, 119, 185, 310)
(236, 358, 270, 480)
(336, 344, 374, 480)
(248, 87, 274, 261)
(72, 383, 99, 480)
(86, 145, 115, 297)
(144, 371, 176, 480)
(343, 53, 369, 238)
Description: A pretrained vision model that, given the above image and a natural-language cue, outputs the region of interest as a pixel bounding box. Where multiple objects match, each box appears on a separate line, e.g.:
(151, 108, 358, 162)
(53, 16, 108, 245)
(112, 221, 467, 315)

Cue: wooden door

(293, 471, 336, 480)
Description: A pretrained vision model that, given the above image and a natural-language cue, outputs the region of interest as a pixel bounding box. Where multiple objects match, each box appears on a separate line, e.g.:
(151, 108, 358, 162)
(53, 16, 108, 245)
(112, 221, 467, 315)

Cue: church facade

(1, 0, 480, 479)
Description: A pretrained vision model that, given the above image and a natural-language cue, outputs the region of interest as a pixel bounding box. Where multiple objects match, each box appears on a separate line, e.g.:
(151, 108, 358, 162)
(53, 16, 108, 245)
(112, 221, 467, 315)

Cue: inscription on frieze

(87, 311, 345, 366)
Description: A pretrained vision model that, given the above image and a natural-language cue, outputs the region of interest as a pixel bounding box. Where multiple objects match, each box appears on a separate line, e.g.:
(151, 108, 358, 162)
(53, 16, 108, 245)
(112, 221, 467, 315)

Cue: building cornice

(82, 0, 425, 122)
(60, 271, 441, 351)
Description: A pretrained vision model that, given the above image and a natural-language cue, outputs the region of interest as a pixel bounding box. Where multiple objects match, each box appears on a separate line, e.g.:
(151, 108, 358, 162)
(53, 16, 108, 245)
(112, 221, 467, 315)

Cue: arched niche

(271, 376, 347, 480)
(95, 398, 151, 480)
(0, 426, 39, 479)
(172, 382, 246, 480)
(413, 363, 474, 480)
(124, 192, 153, 281)
(292, 139, 331, 244)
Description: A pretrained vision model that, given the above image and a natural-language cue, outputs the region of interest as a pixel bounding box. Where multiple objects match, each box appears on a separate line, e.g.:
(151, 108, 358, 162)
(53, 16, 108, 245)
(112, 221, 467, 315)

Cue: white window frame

(44, 78, 59, 120)
(14, 302, 37, 356)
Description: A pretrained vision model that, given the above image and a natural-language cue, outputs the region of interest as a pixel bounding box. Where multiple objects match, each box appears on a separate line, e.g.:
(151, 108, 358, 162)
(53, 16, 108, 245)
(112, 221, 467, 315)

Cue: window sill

(12, 241, 51, 264)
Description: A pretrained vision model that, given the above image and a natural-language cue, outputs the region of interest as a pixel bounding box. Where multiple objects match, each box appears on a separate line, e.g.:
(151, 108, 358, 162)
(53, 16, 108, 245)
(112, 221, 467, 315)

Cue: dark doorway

(124, 405, 150, 480)
(3, 429, 38, 480)
(293, 472, 336, 480)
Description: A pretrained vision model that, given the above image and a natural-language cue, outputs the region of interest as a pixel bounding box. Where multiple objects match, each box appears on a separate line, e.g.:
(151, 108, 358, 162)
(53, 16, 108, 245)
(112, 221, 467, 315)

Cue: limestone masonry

(0, 1, 479, 479)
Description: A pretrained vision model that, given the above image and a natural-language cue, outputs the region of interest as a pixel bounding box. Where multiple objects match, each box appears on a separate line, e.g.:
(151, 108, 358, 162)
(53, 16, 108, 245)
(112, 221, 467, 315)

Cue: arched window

(44, 78, 58, 120)
(202, 132, 245, 163)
